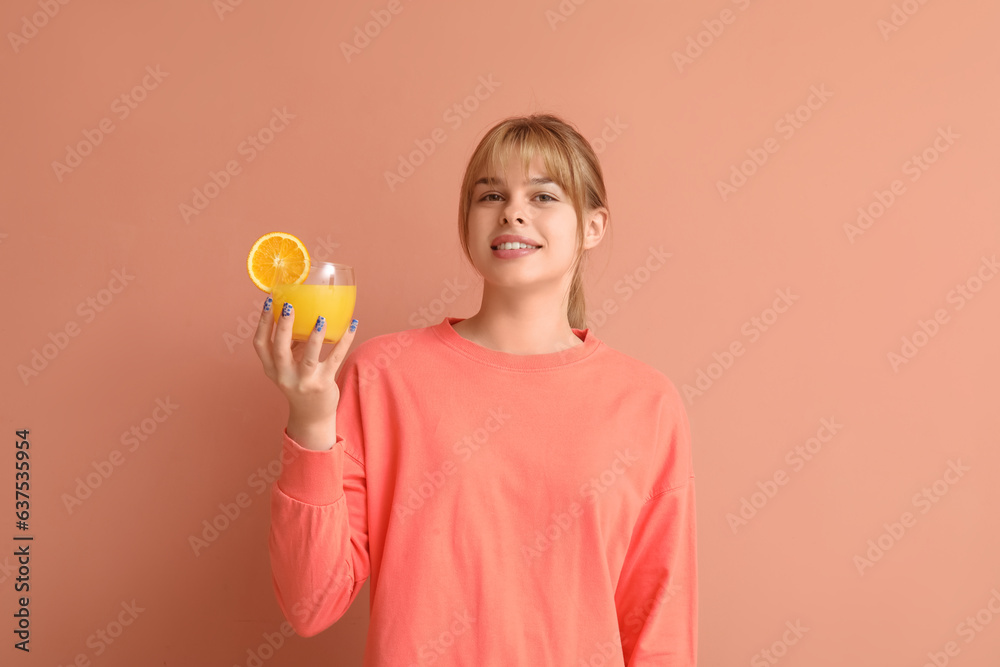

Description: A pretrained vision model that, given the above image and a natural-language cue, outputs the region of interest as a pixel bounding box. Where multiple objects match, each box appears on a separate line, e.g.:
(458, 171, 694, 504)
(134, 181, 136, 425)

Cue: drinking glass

(270, 261, 356, 343)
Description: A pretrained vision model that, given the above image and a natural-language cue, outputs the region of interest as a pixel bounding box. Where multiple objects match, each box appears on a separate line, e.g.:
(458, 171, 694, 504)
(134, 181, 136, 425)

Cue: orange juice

(271, 283, 357, 343)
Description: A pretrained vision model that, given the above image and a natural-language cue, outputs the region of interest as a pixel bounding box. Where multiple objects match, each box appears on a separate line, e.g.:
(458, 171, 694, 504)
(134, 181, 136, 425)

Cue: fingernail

(349, 319, 358, 333)
(315, 316, 325, 332)
(263, 296, 272, 312)
(281, 302, 292, 318)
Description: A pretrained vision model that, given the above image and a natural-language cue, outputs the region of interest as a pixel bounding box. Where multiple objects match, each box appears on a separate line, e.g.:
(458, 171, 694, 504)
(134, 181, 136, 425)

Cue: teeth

(493, 242, 540, 250)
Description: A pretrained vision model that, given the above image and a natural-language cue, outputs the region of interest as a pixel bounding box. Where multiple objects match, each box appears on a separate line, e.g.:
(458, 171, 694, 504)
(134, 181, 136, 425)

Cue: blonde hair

(457, 113, 611, 330)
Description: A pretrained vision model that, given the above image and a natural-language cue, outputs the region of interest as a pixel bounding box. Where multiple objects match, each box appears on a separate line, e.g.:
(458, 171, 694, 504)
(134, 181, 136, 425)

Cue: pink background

(3, 0, 999, 665)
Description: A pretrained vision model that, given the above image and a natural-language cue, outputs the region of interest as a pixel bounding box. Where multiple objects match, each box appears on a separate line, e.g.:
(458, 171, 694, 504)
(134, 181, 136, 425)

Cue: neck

(454, 293, 583, 356)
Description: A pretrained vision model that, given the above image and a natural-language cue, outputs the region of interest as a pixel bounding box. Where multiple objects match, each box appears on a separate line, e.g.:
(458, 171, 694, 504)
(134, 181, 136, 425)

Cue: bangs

(471, 123, 579, 207)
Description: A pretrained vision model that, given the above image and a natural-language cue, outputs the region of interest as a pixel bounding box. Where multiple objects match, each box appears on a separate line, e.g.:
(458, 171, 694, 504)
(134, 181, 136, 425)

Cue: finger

(320, 318, 359, 382)
(252, 295, 277, 376)
(297, 314, 327, 377)
(272, 300, 296, 369)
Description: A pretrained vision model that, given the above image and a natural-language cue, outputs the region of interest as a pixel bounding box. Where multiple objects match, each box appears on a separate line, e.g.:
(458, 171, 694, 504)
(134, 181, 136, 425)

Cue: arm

(267, 352, 371, 637)
(616, 380, 698, 665)
(616, 478, 698, 665)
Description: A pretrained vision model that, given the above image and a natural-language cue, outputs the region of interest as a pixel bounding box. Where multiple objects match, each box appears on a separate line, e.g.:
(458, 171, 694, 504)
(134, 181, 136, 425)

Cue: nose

(502, 202, 526, 224)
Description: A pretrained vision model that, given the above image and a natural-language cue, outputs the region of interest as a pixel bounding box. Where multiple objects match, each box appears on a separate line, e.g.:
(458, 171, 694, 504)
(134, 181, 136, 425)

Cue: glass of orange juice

(271, 261, 356, 343)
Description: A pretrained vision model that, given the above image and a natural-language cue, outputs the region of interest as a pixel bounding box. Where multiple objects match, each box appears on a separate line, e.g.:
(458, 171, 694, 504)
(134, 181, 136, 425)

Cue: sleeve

(615, 381, 698, 665)
(267, 350, 371, 638)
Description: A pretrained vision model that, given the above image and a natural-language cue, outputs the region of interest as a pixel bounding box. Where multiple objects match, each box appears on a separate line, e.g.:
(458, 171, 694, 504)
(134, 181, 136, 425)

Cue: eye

(481, 193, 502, 201)
(536, 193, 556, 202)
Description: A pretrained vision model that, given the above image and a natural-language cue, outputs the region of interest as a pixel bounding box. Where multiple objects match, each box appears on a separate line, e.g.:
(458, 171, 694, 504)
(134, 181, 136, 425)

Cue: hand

(253, 298, 358, 427)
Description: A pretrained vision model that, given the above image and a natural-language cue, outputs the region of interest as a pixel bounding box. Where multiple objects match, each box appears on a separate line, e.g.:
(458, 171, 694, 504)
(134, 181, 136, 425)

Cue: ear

(582, 206, 609, 250)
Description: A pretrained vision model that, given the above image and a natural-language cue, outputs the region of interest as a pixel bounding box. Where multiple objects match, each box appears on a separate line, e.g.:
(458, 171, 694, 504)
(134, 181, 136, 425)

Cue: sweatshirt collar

(433, 317, 602, 370)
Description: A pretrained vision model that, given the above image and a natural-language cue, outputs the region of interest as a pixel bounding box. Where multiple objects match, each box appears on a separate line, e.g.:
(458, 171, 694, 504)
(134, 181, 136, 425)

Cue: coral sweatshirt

(269, 316, 697, 666)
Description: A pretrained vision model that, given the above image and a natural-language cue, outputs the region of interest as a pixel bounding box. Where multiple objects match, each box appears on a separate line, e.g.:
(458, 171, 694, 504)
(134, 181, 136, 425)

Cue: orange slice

(247, 232, 311, 292)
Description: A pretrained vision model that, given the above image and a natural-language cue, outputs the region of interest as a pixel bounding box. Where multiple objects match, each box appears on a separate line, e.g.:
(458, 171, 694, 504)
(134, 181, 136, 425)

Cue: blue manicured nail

(263, 296, 272, 312)
(349, 319, 358, 333)
(281, 302, 292, 318)
(315, 316, 325, 332)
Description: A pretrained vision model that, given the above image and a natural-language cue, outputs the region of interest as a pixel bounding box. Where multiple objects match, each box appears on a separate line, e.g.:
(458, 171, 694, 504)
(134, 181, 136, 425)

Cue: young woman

(255, 114, 697, 666)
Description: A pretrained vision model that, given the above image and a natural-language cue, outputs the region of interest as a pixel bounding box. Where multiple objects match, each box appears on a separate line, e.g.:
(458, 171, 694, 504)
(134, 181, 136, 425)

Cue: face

(466, 153, 603, 295)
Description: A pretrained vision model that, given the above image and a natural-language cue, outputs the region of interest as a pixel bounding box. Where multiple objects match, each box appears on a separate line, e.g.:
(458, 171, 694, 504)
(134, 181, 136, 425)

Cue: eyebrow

(473, 175, 558, 188)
